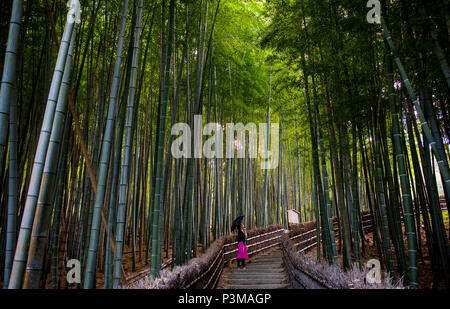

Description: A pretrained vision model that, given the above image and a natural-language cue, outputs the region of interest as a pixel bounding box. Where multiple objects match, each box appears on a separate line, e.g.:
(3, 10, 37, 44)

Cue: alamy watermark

(367, 0, 381, 24)
(365, 259, 382, 284)
(66, 259, 81, 284)
(67, 0, 81, 24)
(171, 116, 279, 170)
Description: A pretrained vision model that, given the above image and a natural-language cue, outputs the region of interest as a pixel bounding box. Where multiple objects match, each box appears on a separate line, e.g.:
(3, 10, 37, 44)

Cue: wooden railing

(126, 211, 374, 289)
(223, 228, 285, 263)
(184, 226, 286, 289)
(289, 212, 373, 254)
(124, 258, 172, 286)
(184, 246, 225, 289)
(282, 212, 375, 289)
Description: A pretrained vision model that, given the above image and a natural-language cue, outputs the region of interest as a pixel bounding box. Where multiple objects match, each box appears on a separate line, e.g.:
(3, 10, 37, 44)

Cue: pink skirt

(236, 241, 248, 259)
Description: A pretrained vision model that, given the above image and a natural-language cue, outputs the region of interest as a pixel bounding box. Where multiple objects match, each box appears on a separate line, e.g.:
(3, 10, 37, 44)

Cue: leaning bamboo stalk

(0, 0, 23, 174)
(22, 26, 77, 289)
(45, 0, 98, 196)
(8, 2, 78, 288)
(4, 69, 19, 288)
(44, 0, 116, 261)
(2, 0, 22, 285)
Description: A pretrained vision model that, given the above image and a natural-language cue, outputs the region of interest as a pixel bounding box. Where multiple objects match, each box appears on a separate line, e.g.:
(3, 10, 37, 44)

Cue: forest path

(220, 249, 291, 289)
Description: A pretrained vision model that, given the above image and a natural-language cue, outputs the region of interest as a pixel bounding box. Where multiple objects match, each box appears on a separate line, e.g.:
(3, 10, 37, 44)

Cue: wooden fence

(126, 211, 374, 289)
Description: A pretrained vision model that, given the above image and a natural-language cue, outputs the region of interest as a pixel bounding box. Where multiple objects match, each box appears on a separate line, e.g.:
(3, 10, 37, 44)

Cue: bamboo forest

(0, 0, 449, 292)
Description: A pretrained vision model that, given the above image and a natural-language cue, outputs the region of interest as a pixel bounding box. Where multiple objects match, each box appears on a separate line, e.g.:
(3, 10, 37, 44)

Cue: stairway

(225, 250, 291, 289)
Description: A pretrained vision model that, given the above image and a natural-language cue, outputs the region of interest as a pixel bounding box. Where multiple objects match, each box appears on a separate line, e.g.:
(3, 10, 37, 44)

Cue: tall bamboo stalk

(0, 0, 23, 175)
(387, 54, 417, 287)
(263, 65, 272, 227)
(151, 0, 175, 278)
(8, 4, 77, 288)
(83, 0, 129, 289)
(4, 70, 18, 288)
(382, 19, 450, 202)
(23, 27, 77, 289)
(111, 0, 144, 288)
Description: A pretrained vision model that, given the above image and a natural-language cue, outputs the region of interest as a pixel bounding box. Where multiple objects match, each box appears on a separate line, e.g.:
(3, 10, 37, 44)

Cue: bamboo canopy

(0, 0, 448, 290)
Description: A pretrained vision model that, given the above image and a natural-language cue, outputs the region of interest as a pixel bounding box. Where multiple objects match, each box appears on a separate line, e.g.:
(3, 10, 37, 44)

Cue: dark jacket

(237, 229, 247, 245)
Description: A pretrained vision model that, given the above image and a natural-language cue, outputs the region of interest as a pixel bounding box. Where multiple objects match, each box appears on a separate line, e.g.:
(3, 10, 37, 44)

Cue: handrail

(223, 229, 284, 248)
(224, 230, 285, 264)
(126, 211, 374, 289)
(282, 212, 375, 289)
(204, 253, 224, 289)
(184, 247, 224, 289)
(125, 258, 173, 285)
(193, 213, 374, 288)
(224, 232, 284, 255)
(224, 228, 285, 262)
(290, 228, 316, 240)
(183, 227, 285, 289)
(290, 213, 373, 255)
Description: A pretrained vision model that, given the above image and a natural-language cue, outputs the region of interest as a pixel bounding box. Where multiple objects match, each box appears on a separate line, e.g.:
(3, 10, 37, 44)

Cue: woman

(236, 224, 248, 269)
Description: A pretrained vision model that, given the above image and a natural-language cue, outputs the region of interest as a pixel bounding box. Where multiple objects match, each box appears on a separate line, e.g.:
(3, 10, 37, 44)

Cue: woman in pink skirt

(236, 224, 248, 269)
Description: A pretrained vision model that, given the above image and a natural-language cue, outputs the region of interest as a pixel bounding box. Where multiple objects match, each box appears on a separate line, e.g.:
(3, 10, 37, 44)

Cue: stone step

(250, 255, 283, 261)
(254, 255, 282, 258)
(246, 264, 283, 269)
(229, 272, 286, 278)
(240, 265, 284, 270)
(223, 250, 289, 289)
(228, 273, 286, 279)
(227, 278, 288, 285)
(260, 252, 282, 257)
(227, 284, 290, 289)
(248, 260, 283, 265)
(229, 272, 286, 277)
(227, 274, 287, 280)
(229, 267, 285, 273)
